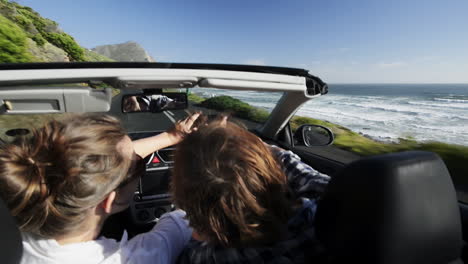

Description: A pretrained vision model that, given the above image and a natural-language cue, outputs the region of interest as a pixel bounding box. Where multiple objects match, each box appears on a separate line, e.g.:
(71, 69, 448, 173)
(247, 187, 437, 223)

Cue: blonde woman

(0, 113, 200, 264)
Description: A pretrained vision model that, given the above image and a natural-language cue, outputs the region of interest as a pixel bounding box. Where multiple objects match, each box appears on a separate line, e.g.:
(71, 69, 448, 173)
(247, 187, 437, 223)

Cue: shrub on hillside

(12, 13, 32, 28)
(200, 95, 269, 123)
(0, 15, 33, 62)
(45, 32, 85, 61)
(10, 4, 46, 34)
(31, 33, 46, 46)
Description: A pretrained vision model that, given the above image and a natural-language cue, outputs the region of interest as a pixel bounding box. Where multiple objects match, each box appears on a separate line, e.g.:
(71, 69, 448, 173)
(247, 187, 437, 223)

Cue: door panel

(291, 146, 356, 176)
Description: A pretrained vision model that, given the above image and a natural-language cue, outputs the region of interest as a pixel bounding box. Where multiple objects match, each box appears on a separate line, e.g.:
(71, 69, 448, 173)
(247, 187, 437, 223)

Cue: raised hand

(167, 112, 201, 143)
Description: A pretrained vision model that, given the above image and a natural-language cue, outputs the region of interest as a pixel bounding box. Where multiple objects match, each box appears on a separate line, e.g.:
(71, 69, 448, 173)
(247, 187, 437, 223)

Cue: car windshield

(1, 0, 467, 204)
(113, 87, 282, 132)
(0, 84, 283, 141)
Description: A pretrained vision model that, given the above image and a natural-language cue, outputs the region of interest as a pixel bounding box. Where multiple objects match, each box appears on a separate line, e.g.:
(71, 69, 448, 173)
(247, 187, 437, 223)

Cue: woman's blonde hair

(172, 120, 293, 247)
(0, 114, 132, 238)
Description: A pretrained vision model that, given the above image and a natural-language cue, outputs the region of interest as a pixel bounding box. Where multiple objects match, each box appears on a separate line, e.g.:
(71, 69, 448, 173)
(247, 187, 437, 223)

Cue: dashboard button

(154, 208, 166, 218)
(133, 194, 142, 202)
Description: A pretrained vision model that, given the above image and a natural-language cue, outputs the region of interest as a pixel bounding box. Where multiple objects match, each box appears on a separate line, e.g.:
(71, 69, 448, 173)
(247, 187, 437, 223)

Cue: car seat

(0, 197, 23, 264)
(315, 151, 463, 264)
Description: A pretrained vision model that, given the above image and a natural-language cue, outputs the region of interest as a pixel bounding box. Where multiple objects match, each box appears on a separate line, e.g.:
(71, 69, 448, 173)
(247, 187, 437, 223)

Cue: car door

(272, 124, 359, 177)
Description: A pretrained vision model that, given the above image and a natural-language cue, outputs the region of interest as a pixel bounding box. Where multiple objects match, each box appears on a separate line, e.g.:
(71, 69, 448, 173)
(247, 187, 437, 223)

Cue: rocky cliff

(92, 41, 155, 62)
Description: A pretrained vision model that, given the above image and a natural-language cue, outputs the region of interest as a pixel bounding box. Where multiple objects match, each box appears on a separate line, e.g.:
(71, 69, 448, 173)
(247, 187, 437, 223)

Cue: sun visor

(0, 87, 112, 114)
(199, 78, 306, 92)
(112, 76, 198, 89)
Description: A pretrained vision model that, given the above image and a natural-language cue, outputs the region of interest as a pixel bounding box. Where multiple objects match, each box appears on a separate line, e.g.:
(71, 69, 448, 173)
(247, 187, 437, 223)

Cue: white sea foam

(408, 101, 468, 109)
(434, 98, 468, 103)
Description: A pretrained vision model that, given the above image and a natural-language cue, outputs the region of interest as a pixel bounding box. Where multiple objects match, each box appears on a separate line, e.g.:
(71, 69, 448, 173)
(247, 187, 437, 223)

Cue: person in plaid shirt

(171, 118, 330, 264)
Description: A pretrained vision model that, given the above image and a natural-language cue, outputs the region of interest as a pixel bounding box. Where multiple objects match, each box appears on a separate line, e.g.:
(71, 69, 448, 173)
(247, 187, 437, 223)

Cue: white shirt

(21, 210, 192, 264)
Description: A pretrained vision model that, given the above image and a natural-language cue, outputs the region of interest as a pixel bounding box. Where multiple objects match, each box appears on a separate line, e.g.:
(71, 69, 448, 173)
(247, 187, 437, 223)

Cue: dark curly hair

(172, 119, 294, 247)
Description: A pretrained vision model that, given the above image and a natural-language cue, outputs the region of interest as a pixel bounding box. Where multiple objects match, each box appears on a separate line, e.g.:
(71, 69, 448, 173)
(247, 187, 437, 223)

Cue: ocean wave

(324, 94, 391, 103)
(407, 101, 468, 109)
(434, 97, 468, 103)
(347, 95, 387, 100)
(407, 123, 467, 134)
(330, 101, 423, 115)
(298, 107, 410, 123)
(303, 104, 467, 123)
(325, 98, 468, 114)
(319, 99, 462, 117)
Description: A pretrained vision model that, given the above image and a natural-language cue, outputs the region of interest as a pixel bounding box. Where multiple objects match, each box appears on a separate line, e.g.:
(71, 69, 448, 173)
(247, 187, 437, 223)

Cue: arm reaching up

(133, 113, 201, 158)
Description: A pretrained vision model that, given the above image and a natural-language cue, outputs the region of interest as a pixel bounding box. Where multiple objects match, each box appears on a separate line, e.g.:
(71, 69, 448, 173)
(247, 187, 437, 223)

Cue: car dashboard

(128, 131, 175, 225)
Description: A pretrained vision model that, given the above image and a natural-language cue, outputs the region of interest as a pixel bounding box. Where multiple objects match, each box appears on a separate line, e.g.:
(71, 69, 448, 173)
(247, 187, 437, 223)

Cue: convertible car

(0, 63, 465, 264)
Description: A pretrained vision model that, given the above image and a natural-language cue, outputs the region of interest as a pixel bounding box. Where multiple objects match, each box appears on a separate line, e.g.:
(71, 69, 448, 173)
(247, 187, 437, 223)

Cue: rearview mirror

(122, 93, 188, 113)
(294, 124, 334, 146)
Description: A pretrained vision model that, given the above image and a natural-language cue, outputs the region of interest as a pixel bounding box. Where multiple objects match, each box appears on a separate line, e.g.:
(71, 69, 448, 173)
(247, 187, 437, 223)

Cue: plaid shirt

(272, 146, 330, 199)
(177, 146, 331, 264)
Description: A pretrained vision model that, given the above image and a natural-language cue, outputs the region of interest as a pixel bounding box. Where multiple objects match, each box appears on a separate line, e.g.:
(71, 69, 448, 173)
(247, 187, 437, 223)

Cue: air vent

(157, 148, 175, 163)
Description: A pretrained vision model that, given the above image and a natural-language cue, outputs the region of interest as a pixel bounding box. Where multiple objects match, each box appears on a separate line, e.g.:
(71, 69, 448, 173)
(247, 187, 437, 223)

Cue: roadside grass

(187, 93, 206, 104)
(192, 95, 468, 185)
(199, 95, 270, 123)
(0, 14, 34, 62)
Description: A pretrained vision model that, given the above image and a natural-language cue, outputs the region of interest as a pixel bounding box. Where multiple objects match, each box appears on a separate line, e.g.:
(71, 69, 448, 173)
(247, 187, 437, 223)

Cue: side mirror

(122, 93, 188, 113)
(294, 124, 334, 146)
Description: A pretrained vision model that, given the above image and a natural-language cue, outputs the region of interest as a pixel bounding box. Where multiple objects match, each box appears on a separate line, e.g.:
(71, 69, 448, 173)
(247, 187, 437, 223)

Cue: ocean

(193, 84, 468, 146)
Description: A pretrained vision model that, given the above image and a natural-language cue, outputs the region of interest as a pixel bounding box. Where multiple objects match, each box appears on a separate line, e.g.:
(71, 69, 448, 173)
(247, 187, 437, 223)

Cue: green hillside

(0, 0, 113, 62)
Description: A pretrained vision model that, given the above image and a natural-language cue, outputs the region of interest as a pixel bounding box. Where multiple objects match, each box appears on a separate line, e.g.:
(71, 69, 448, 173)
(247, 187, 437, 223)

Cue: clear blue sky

(17, 0, 468, 83)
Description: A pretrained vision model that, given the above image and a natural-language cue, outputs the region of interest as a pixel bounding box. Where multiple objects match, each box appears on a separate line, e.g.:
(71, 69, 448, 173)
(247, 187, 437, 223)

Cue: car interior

(0, 63, 466, 264)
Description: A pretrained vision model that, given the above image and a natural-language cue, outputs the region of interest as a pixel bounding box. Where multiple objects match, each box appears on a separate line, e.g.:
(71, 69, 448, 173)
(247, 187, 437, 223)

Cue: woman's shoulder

(21, 232, 121, 264)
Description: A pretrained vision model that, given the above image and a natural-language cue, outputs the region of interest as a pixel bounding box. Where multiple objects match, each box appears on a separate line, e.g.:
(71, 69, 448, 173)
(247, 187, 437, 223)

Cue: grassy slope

(0, 14, 33, 62)
(0, 0, 112, 62)
(193, 95, 468, 185)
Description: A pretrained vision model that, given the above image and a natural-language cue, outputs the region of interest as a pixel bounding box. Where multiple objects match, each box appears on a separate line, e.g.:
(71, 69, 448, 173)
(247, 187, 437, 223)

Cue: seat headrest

(315, 151, 462, 264)
(0, 197, 23, 264)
